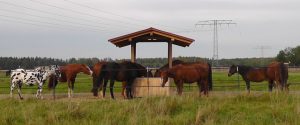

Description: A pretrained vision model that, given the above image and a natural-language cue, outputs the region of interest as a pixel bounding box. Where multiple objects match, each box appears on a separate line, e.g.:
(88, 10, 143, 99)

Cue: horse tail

(208, 63, 213, 91)
(279, 62, 289, 89)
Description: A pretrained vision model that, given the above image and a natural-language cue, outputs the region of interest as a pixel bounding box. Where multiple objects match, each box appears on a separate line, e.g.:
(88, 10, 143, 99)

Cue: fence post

(147, 67, 149, 96)
(237, 74, 240, 91)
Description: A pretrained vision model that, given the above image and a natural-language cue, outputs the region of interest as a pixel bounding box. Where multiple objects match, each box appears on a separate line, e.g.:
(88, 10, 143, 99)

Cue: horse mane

(159, 60, 184, 70)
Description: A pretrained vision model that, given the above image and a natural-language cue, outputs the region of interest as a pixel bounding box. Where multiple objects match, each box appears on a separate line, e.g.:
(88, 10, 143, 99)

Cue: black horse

(92, 61, 147, 99)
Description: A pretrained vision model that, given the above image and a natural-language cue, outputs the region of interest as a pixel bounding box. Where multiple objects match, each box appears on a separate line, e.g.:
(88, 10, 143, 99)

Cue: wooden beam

(131, 42, 136, 63)
(168, 41, 172, 68)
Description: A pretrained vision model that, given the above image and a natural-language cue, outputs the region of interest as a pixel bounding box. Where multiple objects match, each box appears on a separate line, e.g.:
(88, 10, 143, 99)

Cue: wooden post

(168, 41, 173, 68)
(131, 42, 136, 63)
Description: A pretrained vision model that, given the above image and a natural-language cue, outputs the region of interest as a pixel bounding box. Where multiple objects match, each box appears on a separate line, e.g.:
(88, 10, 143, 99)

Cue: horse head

(81, 64, 93, 75)
(154, 69, 161, 77)
(160, 70, 169, 87)
(228, 65, 238, 77)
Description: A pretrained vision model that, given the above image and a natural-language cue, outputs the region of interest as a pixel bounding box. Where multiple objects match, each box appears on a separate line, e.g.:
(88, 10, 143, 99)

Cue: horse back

(246, 68, 268, 82)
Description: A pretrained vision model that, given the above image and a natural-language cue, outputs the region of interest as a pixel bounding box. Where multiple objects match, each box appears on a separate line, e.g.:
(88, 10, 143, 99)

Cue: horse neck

(237, 65, 251, 76)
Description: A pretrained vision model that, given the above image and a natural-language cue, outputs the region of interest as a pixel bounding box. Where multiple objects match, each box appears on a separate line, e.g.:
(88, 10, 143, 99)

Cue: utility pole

(254, 45, 271, 66)
(195, 20, 236, 66)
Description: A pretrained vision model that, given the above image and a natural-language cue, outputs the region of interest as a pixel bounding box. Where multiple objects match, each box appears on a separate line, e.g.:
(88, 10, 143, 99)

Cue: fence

(1, 66, 300, 95)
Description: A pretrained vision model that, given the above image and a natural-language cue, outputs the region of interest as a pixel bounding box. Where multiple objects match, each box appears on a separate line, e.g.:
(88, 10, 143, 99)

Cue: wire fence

(1, 66, 300, 91)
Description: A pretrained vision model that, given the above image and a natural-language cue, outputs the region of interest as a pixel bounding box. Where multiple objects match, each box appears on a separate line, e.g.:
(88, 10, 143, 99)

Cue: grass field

(0, 92, 299, 125)
(0, 71, 300, 125)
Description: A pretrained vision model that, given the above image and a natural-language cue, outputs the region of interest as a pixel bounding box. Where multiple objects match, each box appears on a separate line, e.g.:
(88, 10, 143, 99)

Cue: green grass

(0, 93, 299, 125)
(1, 71, 300, 124)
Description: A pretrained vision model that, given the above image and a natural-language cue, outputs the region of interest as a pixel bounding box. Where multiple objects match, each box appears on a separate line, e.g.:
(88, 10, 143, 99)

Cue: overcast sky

(0, 0, 299, 59)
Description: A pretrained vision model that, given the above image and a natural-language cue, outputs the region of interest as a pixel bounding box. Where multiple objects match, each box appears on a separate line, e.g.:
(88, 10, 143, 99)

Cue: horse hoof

(20, 97, 24, 100)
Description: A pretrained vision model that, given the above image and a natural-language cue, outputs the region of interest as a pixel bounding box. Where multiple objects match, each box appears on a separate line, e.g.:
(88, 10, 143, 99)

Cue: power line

(28, 0, 146, 29)
(195, 20, 236, 66)
(0, 9, 110, 30)
(0, 1, 106, 25)
(0, 17, 98, 33)
(0, 14, 108, 33)
(0, 1, 138, 31)
(63, 0, 190, 31)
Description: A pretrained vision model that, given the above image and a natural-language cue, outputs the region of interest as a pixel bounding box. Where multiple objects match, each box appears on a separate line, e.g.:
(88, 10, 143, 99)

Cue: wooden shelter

(108, 27, 194, 68)
(109, 27, 195, 97)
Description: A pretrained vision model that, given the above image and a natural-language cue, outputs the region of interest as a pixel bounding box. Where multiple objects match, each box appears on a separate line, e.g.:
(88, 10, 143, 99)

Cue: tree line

(0, 56, 278, 70)
(276, 45, 300, 66)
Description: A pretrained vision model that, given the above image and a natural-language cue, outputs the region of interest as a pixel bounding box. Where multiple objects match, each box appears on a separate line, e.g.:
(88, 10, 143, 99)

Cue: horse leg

(71, 80, 75, 98)
(102, 79, 108, 98)
(36, 82, 43, 99)
(109, 80, 115, 99)
(121, 81, 126, 99)
(197, 81, 202, 97)
(67, 80, 71, 98)
(178, 81, 183, 96)
(268, 80, 274, 92)
(246, 81, 250, 94)
(204, 79, 209, 96)
(16, 82, 23, 100)
(10, 81, 15, 98)
(128, 79, 134, 99)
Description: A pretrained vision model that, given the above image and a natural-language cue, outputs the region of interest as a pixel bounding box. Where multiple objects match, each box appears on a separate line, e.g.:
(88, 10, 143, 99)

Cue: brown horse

(228, 61, 288, 93)
(154, 60, 184, 77)
(49, 64, 92, 98)
(160, 62, 212, 96)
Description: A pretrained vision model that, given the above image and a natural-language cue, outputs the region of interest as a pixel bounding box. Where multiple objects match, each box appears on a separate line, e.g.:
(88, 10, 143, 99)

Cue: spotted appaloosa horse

(10, 69, 48, 99)
(54, 64, 92, 98)
(228, 61, 289, 93)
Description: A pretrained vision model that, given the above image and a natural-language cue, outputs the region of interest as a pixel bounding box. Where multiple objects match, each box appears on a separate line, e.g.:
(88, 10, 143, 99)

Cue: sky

(0, 0, 299, 59)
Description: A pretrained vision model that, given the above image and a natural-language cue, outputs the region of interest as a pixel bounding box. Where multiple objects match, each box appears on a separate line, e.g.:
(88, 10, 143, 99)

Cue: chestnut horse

(48, 64, 92, 98)
(160, 62, 212, 96)
(92, 61, 147, 99)
(228, 61, 288, 93)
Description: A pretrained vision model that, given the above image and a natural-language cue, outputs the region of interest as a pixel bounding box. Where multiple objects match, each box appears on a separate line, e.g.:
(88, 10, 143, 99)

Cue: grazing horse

(91, 61, 107, 97)
(160, 62, 212, 96)
(92, 61, 147, 99)
(56, 64, 92, 98)
(10, 69, 48, 99)
(228, 62, 289, 93)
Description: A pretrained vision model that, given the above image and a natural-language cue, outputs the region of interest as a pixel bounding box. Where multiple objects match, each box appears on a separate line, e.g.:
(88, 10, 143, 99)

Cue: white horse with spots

(10, 68, 48, 99)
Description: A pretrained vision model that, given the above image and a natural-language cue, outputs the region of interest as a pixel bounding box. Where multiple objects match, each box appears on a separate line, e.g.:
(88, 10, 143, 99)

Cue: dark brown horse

(48, 64, 92, 98)
(160, 62, 212, 96)
(92, 61, 147, 99)
(228, 61, 288, 93)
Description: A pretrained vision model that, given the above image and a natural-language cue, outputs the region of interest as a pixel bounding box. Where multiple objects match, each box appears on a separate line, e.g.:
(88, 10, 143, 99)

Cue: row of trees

(276, 46, 300, 66)
(0, 56, 277, 70)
